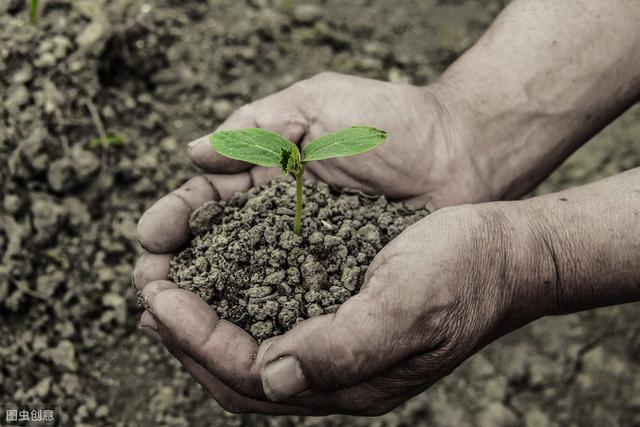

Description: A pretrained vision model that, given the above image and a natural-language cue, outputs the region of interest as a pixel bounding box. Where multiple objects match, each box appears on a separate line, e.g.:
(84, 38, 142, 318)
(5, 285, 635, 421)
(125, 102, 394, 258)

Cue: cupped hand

(136, 71, 484, 260)
(135, 202, 547, 415)
(187, 71, 485, 208)
(134, 72, 507, 415)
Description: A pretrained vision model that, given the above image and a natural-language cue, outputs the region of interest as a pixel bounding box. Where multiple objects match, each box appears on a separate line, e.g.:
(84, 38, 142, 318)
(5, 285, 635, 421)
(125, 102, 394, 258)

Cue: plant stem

(293, 167, 304, 235)
(30, 0, 39, 25)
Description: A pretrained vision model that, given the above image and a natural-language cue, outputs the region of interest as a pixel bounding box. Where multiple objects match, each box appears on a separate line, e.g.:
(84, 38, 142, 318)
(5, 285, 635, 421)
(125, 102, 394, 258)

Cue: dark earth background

(1, 0, 639, 426)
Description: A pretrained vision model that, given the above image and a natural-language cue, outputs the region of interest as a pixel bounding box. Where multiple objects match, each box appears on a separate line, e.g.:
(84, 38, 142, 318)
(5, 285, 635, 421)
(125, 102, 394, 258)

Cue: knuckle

(232, 103, 255, 120)
(256, 110, 305, 132)
(236, 102, 253, 114)
(323, 335, 365, 384)
(311, 71, 339, 81)
(310, 339, 361, 388)
(290, 77, 312, 91)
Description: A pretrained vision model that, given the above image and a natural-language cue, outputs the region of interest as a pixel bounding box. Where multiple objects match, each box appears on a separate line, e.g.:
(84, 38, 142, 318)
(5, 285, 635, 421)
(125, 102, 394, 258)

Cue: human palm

(133, 72, 491, 415)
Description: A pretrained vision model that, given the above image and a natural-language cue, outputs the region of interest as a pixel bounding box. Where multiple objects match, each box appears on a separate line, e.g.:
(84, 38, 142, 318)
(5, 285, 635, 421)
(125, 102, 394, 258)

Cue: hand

(185, 71, 488, 208)
(135, 201, 547, 415)
(133, 71, 501, 414)
(135, 0, 640, 413)
(135, 71, 486, 262)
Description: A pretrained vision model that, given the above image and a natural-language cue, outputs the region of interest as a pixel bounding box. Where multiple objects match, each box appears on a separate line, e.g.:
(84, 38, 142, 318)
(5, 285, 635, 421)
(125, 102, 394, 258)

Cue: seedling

(210, 126, 387, 235)
(89, 133, 125, 149)
(29, 0, 39, 25)
(84, 97, 124, 149)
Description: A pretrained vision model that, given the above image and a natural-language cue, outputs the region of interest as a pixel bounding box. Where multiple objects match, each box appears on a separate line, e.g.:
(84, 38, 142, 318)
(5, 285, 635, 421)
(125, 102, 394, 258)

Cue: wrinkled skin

(186, 72, 486, 208)
(136, 72, 486, 254)
(132, 72, 536, 415)
(137, 202, 535, 415)
(133, 0, 640, 414)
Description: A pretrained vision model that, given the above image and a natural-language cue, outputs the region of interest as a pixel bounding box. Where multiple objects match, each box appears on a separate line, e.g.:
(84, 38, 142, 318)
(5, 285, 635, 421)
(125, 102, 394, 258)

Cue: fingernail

(140, 280, 177, 313)
(261, 356, 308, 402)
(139, 324, 161, 341)
(139, 310, 158, 331)
(187, 134, 209, 148)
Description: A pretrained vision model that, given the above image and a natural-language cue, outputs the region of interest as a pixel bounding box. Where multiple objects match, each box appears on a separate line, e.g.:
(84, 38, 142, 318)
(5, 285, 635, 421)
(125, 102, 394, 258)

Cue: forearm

(500, 168, 640, 325)
(432, 0, 640, 201)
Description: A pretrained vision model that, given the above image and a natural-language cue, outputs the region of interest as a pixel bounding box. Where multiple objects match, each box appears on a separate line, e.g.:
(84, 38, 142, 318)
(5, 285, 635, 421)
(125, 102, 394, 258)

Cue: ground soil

(1, 0, 640, 426)
(169, 179, 429, 341)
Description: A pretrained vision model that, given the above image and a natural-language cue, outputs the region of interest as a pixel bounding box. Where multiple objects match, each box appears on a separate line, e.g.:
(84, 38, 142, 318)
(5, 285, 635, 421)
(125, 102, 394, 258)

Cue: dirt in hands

(4, 0, 640, 424)
(169, 179, 430, 341)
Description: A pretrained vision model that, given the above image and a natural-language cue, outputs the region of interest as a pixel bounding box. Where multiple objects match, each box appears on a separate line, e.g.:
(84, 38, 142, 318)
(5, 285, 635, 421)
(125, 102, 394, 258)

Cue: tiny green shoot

(210, 126, 387, 235)
(29, 0, 39, 25)
(90, 133, 125, 149)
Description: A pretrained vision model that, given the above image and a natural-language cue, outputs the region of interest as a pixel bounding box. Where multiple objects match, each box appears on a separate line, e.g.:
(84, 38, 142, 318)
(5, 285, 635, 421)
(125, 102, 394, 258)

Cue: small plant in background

(89, 133, 125, 149)
(84, 97, 125, 149)
(29, 0, 40, 25)
(210, 126, 387, 235)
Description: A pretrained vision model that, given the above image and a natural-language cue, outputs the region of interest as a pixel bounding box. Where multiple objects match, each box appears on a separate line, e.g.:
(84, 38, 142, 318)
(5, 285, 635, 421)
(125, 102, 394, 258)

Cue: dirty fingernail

(139, 324, 162, 341)
(187, 134, 209, 148)
(139, 310, 158, 331)
(261, 356, 308, 402)
(140, 280, 177, 311)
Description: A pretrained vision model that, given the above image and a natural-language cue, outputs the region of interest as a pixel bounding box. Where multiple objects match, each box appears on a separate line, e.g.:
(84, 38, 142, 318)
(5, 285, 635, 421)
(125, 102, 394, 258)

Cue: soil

(169, 179, 429, 341)
(1, 0, 640, 426)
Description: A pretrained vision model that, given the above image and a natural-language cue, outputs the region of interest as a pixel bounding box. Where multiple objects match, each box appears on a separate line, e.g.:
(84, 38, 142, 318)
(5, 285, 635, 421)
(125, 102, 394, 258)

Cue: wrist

(420, 203, 556, 338)
(417, 83, 500, 206)
(471, 202, 560, 333)
(514, 175, 640, 315)
(428, 0, 640, 203)
(427, 72, 575, 202)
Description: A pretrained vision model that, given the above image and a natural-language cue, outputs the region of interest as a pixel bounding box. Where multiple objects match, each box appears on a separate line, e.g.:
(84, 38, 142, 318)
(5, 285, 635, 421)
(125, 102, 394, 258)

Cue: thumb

(189, 83, 310, 173)
(256, 276, 423, 402)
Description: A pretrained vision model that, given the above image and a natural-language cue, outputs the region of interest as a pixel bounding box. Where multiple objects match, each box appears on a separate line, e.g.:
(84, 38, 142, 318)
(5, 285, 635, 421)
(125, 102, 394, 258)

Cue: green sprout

(29, 0, 39, 25)
(89, 133, 125, 149)
(210, 126, 387, 235)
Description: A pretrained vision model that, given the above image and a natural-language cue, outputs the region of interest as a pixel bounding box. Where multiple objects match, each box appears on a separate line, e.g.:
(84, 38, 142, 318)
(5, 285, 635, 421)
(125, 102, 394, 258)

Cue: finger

(247, 165, 318, 186)
(249, 166, 286, 186)
(132, 253, 172, 292)
(139, 310, 158, 330)
(168, 347, 323, 415)
(137, 173, 251, 253)
(140, 306, 322, 415)
(278, 378, 416, 416)
(255, 272, 430, 402)
(188, 134, 251, 174)
(141, 280, 265, 399)
(279, 349, 456, 415)
(141, 306, 427, 417)
(139, 310, 161, 340)
(188, 105, 259, 172)
(189, 83, 310, 173)
(139, 310, 305, 414)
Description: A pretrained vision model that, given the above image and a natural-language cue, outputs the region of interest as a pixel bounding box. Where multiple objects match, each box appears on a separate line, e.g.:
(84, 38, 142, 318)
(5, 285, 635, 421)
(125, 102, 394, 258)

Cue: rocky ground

(0, 0, 638, 426)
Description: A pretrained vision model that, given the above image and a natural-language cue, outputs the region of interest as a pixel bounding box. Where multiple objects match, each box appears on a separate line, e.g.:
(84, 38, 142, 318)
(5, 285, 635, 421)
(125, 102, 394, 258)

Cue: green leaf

(279, 146, 303, 175)
(302, 126, 387, 162)
(279, 147, 292, 173)
(210, 128, 299, 169)
(106, 133, 124, 146)
(89, 133, 124, 149)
